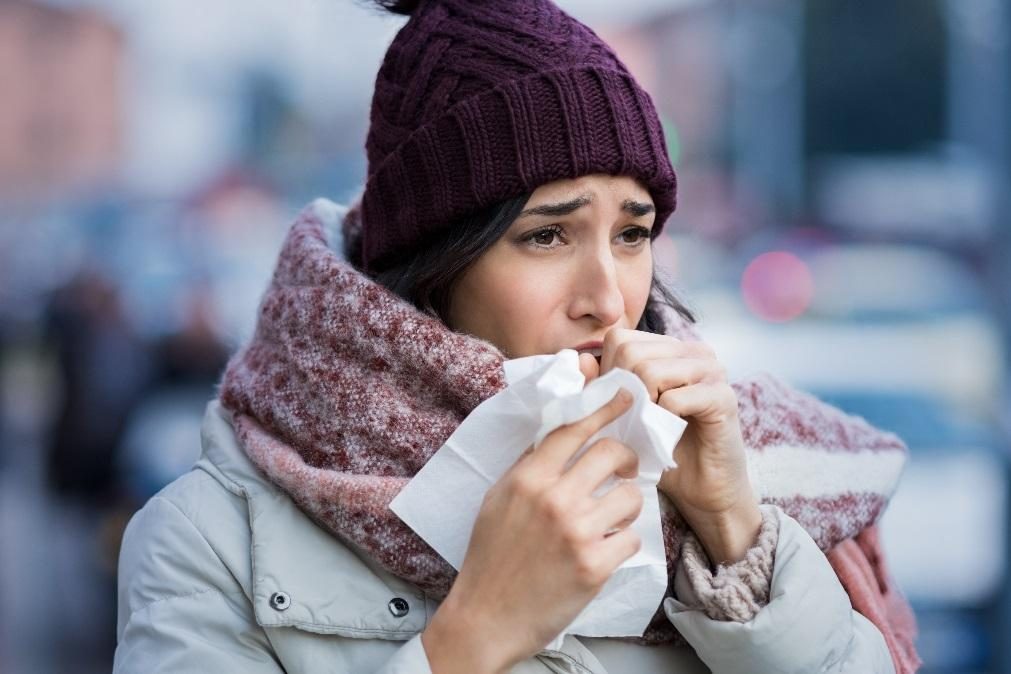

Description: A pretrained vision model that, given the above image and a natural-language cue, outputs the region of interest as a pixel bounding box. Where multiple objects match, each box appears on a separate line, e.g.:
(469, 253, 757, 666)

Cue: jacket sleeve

(114, 496, 435, 674)
(663, 504, 896, 674)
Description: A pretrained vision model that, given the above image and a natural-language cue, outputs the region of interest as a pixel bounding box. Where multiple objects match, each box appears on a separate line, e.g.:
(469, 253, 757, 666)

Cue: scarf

(219, 198, 919, 668)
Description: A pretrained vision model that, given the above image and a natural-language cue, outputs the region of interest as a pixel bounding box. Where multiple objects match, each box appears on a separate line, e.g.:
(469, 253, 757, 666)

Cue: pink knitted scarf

(219, 199, 911, 649)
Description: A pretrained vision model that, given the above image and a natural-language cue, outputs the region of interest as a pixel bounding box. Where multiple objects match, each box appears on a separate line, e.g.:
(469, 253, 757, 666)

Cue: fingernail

(617, 387, 632, 403)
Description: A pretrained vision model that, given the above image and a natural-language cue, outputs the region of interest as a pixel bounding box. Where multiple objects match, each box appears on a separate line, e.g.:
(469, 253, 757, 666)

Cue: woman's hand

(422, 389, 644, 674)
(589, 328, 762, 566)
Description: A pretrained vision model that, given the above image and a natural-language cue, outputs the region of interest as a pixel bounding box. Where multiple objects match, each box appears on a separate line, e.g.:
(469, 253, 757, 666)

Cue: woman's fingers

(586, 480, 644, 534)
(559, 438, 638, 495)
(600, 330, 715, 374)
(578, 351, 600, 383)
(658, 382, 738, 425)
(632, 358, 725, 403)
(595, 526, 642, 570)
(529, 388, 633, 476)
(599, 331, 667, 373)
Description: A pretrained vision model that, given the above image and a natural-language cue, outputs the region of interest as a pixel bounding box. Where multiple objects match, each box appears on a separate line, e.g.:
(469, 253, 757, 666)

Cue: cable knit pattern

(217, 199, 915, 650)
(360, 0, 677, 273)
(675, 506, 779, 622)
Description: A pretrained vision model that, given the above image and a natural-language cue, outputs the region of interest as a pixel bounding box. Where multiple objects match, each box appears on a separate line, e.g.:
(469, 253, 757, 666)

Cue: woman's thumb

(578, 352, 600, 383)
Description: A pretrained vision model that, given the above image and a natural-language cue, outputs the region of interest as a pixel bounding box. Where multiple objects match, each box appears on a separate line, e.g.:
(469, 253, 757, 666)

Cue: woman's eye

(522, 225, 649, 249)
(620, 226, 650, 245)
(524, 226, 563, 247)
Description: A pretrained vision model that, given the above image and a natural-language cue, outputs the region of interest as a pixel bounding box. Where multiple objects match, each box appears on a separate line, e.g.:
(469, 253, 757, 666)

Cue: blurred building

(0, 1, 122, 203)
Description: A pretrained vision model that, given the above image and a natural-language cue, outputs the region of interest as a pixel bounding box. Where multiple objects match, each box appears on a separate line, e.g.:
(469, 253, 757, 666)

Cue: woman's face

(447, 173, 655, 358)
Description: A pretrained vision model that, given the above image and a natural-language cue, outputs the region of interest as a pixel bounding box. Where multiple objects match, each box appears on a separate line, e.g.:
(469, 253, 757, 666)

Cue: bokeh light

(740, 250, 814, 322)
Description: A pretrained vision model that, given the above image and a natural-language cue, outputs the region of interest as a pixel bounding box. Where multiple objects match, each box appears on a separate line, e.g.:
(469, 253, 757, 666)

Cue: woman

(114, 0, 921, 672)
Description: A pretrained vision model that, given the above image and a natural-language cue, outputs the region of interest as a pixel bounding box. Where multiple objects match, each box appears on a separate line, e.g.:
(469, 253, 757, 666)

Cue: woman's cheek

(504, 277, 556, 322)
(491, 272, 562, 354)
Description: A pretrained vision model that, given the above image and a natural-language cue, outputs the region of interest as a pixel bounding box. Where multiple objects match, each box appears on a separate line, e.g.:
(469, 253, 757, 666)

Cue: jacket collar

(196, 400, 434, 639)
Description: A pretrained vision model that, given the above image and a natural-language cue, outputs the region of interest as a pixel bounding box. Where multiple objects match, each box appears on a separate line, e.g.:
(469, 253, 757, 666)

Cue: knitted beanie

(360, 0, 677, 274)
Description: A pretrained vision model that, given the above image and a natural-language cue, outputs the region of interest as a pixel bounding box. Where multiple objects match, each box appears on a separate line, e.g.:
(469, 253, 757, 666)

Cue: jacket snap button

(388, 597, 410, 617)
(269, 592, 291, 611)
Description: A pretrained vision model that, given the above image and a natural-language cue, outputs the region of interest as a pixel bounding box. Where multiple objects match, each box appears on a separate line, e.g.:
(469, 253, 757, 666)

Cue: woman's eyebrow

(517, 194, 592, 219)
(622, 199, 655, 217)
(517, 194, 655, 219)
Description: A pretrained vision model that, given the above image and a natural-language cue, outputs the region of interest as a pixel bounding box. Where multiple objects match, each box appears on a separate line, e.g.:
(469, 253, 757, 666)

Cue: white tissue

(389, 349, 687, 651)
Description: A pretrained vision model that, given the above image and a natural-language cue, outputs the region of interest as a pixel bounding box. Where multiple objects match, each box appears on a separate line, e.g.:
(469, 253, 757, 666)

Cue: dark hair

(360, 0, 422, 16)
(372, 193, 697, 337)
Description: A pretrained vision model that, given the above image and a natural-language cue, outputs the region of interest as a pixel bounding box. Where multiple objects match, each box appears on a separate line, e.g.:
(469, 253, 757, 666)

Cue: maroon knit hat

(359, 0, 677, 274)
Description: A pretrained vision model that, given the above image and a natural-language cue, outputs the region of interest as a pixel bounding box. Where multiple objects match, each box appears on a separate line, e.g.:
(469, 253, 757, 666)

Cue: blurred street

(1, 0, 1010, 672)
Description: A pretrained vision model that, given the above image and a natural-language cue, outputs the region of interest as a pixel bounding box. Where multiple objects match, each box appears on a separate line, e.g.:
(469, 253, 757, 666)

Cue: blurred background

(0, 0, 1008, 671)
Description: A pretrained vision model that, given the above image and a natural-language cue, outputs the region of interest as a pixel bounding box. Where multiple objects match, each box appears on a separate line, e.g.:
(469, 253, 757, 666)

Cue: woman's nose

(567, 251, 625, 325)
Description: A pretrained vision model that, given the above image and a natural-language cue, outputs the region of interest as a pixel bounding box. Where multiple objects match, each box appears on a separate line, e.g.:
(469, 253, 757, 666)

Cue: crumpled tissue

(389, 348, 688, 651)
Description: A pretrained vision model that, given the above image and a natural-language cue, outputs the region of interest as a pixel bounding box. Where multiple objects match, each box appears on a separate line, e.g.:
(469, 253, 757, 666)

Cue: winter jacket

(114, 400, 896, 673)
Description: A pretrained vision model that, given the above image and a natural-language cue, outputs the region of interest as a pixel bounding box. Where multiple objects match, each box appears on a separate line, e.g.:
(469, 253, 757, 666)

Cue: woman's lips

(573, 340, 603, 354)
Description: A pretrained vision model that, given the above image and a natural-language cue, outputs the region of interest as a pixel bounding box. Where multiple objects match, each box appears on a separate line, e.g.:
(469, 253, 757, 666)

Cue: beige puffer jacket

(113, 401, 895, 673)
